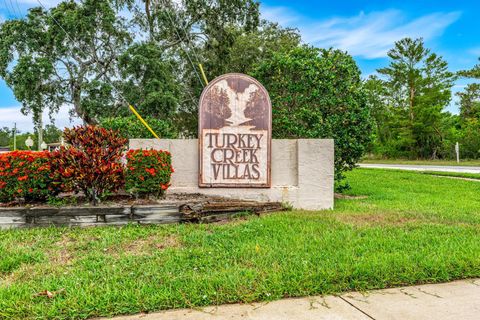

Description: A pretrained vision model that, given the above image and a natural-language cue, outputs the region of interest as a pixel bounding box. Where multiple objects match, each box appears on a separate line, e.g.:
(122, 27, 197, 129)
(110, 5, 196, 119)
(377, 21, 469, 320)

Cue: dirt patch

(111, 234, 182, 257)
(0, 263, 39, 288)
(47, 234, 101, 265)
(155, 235, 180, 250)
(336, 213, 418, 226)
(1, 242, 73, 288)
(48, 234, 77, 265)
(335, 193, 368, 200)
(211, 216, 254, 226)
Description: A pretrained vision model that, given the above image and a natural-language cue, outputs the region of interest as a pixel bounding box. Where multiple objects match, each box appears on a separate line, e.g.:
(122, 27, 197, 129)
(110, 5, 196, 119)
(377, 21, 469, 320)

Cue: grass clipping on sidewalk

(1, 168, 480, 319)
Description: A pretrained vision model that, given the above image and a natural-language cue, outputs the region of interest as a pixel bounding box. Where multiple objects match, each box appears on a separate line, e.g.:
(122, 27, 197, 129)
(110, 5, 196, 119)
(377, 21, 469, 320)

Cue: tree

(117, 42, 181, 120)
(438, 112, 461, 159)
(0, 127, 11, 147)
(457, 83, 480, 120)
(377, 38, 455, 159)
(0, 0, 131, 125)
(121, 0, 260, 46)
(214, 21, 301, 75)
(458, 57, 480, 121)
(458, 58, 480, 79)
(252, 46, 373, 190)
(201, 21, 300, 77)
(458, 119, 480, 159)
(456, 58, 480, 158)
(364, 76, 395, 155)
(42, 124, 63, 144)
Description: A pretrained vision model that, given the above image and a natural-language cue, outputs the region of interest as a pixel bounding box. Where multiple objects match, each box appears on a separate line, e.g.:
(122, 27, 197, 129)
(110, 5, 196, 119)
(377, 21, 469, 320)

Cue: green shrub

(125, 149, 173, 197)
(100, 116, 178, 139)
(459, 119, 480, 159)
(252, 46, 373, 190)
(0, 151, 60, 202)
(49, 126, 127, 205)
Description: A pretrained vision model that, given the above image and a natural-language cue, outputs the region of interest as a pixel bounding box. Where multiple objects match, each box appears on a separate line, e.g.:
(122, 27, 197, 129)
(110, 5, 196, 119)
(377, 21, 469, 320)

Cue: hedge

(125, 149, 173, 197)
(0, 151, 61, 202)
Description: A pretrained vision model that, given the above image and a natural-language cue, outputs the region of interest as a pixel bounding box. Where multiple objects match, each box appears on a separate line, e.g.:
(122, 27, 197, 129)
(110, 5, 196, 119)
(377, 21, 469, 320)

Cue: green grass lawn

(361, 158, 480, 166)
(1, 168, 480, 319)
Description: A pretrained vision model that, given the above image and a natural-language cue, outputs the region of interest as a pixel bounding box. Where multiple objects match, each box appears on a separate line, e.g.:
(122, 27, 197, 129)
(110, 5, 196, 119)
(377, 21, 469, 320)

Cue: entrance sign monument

(198, 73, 271, 188)
(130, 73, 334, 210)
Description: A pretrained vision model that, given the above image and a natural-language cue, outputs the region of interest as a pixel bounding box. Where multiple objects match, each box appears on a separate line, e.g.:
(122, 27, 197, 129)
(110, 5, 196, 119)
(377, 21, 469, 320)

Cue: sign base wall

(129, 139, 334, 210)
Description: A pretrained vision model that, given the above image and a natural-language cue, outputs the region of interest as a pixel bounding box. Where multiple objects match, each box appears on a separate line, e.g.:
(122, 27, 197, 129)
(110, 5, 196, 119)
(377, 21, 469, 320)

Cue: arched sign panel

(198, 73, 272, 188)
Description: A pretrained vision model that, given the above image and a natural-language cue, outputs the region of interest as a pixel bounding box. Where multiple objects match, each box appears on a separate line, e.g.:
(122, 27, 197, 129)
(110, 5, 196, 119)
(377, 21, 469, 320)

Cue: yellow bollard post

(128, 105, 161, 140)
(199, 63, 209, 86)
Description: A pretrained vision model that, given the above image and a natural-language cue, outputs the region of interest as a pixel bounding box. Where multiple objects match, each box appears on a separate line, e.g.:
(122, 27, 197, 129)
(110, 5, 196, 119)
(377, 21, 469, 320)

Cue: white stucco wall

(129, 139, 334, 210)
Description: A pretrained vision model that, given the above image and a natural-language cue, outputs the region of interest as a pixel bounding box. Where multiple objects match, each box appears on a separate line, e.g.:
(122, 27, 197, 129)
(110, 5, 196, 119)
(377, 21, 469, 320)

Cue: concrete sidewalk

(108, 279, 480, 320)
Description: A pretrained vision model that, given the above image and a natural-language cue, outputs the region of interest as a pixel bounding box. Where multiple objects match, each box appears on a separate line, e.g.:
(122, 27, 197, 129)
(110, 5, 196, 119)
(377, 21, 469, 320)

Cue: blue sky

(0, 0, 479, 131)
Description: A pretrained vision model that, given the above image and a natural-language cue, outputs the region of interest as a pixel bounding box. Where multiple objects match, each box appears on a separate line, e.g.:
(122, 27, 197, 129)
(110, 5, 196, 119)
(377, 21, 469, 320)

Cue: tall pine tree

(377, 38, 455, 158)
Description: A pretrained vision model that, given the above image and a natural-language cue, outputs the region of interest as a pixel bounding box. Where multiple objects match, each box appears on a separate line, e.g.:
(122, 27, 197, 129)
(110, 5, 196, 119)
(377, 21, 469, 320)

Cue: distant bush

(0, 151, 60, 202)
(100, 116, 178, 139)
(49, 126, 127, 205)
(125, 149, 173, 197)
(459, 119, 480, 159)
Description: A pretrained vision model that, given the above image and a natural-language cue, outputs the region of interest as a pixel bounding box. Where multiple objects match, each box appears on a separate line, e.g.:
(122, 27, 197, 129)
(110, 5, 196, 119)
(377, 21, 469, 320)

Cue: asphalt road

(359, 163, 480, 174)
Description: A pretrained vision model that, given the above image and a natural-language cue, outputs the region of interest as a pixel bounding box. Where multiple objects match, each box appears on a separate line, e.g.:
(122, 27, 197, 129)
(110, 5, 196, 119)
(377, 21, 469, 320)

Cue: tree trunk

(409, 80, 416, 156)
(72, 84, 95, 125)
(409, 83, 415, 121)
(146, 0, 153, 40)
(37, 111, 43, 151)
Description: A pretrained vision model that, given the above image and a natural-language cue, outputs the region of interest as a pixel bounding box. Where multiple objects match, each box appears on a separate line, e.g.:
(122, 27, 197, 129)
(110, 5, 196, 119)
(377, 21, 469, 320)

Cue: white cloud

(469, 47, 480, 57)
(261, 6, 300, 26)
(0, 105, 81, 132)
(261, 6, 461, 59)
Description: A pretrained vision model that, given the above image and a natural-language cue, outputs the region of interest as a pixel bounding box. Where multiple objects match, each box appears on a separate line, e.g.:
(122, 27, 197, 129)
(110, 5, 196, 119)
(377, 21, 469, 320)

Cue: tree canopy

(0, 0, 131, 125)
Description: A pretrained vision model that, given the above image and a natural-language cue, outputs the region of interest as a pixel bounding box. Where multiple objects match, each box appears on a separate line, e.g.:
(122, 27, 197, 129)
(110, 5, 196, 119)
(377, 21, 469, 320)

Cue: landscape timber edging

(0, 201, 284, 229)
